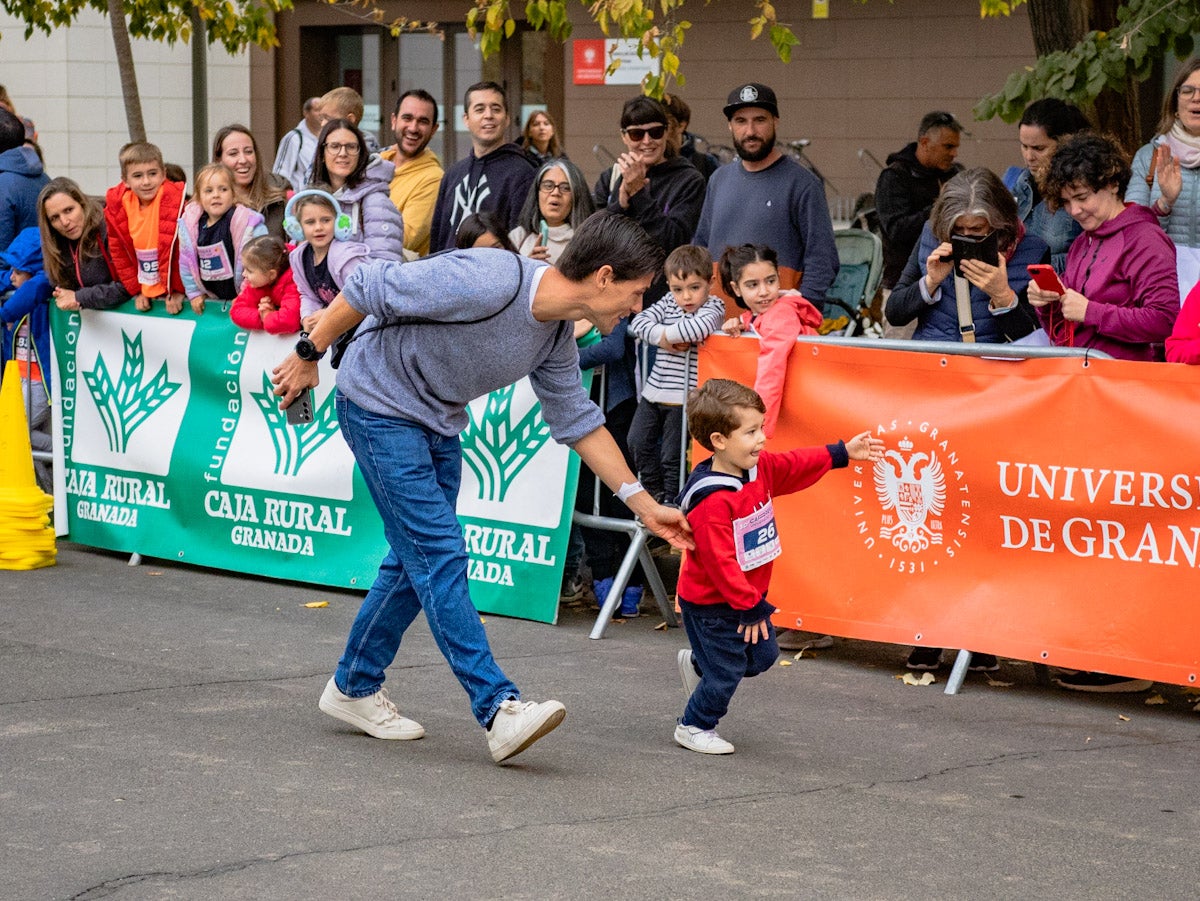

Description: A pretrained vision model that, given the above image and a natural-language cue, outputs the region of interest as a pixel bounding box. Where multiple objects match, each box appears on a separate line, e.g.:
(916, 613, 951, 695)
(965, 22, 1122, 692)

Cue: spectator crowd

(5, 66, 1200, 708)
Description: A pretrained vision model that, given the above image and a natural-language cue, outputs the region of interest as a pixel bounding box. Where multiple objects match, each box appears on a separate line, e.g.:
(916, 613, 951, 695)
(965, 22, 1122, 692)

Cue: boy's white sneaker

(487, 699, 566, 763)
(677, 648, 701, 698)
(318, 677, 425, 740)
(674, 723, 735, 755)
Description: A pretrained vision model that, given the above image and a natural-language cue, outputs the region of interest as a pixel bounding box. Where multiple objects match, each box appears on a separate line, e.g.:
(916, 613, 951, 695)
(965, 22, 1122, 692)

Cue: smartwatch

(294, 336, 325, 362)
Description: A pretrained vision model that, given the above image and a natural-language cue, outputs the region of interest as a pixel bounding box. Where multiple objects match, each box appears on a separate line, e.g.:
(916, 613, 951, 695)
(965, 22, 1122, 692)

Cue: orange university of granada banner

(697, 336, 1200, 688)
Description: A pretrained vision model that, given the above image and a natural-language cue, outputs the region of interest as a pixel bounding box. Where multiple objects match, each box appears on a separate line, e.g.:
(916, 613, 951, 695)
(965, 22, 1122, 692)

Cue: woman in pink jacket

(1028, 132, 1179, 362)
(718, 243, 822, 439)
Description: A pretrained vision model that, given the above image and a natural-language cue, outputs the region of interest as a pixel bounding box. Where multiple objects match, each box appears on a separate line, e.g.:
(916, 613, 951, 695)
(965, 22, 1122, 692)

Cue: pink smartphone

(1027, 264, 1065, 294)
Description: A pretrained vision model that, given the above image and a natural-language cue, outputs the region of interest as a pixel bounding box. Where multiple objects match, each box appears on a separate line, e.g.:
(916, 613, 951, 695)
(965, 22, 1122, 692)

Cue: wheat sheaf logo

(875, 436, 947, 553)
(82, 330, 182, 454)
(249, 373, 340, 477)
(460, 383, 551, 502)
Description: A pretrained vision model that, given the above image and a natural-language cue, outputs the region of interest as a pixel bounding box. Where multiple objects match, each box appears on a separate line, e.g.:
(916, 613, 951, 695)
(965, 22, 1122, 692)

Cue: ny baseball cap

(723, 83, 779, 119)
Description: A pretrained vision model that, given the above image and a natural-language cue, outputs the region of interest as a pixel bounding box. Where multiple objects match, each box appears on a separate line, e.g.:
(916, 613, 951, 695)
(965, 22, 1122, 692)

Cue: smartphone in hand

(950, 232, 1000, 276)
(1026, 264, 1065, 295)
(285, 388, 315, 425)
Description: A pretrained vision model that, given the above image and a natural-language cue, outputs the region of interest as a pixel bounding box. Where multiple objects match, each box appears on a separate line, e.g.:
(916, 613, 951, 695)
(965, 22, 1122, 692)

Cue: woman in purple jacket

(309, 118, 405, 262)
(1029, 132, 1179, 362)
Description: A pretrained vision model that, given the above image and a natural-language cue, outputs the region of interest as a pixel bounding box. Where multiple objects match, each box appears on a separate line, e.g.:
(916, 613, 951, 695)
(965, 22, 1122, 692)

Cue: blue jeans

(680, 603, 778, 731)
(334, 395, 519, 727)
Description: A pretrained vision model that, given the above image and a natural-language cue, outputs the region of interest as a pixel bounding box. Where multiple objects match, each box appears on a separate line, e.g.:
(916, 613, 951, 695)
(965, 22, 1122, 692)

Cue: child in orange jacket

(104, 141, 186, 314)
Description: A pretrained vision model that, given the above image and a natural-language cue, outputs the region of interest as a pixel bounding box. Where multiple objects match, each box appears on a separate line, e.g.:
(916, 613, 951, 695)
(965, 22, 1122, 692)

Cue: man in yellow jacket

(380, 89, 444, 256)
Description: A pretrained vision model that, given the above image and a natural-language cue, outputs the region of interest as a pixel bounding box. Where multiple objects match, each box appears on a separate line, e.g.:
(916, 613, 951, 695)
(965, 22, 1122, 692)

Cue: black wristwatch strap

(295, 336, 325, 361)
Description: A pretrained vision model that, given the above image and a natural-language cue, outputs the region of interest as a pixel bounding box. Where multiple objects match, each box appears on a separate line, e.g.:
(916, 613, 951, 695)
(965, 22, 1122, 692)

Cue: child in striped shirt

(628, 244, 726, 504)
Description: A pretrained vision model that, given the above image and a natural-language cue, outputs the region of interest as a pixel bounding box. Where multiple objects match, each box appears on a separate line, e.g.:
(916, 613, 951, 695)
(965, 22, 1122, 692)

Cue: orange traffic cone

(0, 360, 56, 569)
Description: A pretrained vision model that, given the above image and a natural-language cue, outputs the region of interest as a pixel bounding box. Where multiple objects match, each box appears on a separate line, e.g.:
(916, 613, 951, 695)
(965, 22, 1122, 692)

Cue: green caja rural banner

(50, 306, 586, 624)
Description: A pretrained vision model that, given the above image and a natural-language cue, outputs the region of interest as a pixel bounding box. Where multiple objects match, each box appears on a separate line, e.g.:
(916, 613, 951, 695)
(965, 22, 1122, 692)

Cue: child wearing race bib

(672, 379, 882, 755)
(718, 244, 824, 439)
(178, 163, 267, 315)
(104, 141, 187, 314)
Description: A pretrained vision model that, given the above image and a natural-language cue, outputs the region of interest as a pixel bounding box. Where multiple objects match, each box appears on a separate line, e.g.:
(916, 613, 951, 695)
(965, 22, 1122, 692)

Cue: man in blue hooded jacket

(0, 108, 49, 255)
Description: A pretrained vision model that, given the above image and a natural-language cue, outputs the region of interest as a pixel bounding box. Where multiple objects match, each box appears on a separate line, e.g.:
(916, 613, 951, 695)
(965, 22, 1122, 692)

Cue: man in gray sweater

(273, 213, 692, 764)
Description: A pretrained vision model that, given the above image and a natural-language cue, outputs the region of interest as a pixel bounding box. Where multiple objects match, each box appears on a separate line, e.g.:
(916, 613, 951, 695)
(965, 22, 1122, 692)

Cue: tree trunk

(108, 0, 146, 142)
(1026, 0, 1141, 150)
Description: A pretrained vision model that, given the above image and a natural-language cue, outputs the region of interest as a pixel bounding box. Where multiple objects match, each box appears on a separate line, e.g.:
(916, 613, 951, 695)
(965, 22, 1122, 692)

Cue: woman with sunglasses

(1128, 58, 1200, 301)
(509, 159, 595, 264)
(309, 118, 405, 262)
(886, 167, 1048, 349)
(593, 96, 706, 300)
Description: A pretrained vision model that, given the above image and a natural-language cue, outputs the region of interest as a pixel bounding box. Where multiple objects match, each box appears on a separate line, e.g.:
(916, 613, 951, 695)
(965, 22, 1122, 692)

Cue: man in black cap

(693, 82, 838, 312)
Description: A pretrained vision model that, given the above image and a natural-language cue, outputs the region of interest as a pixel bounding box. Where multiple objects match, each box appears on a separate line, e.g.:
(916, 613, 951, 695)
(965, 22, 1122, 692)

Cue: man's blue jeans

(334, 395, 519, 727)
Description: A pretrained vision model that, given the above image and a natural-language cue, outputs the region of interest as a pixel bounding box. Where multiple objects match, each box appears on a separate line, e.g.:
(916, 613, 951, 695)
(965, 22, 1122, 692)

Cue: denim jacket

(1012, 168, 1080, 273)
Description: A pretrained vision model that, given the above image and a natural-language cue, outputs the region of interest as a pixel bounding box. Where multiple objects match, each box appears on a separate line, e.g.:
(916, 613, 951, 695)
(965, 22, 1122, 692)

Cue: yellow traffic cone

(0, 360, 56, 569)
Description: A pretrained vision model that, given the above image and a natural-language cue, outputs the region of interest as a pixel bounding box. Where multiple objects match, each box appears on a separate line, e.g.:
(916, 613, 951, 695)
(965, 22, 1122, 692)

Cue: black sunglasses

(622, 124, 667, 141)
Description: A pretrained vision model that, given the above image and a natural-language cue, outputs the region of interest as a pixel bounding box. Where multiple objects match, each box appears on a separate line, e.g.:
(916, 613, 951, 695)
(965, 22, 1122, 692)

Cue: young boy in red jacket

(673, 378, 883, 754)
(104, 141, 186, 314)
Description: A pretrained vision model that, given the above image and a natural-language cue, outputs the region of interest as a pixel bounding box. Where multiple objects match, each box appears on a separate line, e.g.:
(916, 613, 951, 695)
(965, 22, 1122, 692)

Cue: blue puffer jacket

(1128, 138, 1200, 249)
(0, 146, 50, 254)
(886, 221, 1048, 344)
(1, 227, 53, 393)
(1011, 168, 1081, 273)
(334, 155, 405, 262)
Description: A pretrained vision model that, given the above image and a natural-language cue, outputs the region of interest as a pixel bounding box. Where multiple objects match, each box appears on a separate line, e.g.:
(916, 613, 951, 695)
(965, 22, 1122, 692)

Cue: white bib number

(136, 248, 160, 287)
(197, 242, 234, 281)
(733, 498, 781, 571)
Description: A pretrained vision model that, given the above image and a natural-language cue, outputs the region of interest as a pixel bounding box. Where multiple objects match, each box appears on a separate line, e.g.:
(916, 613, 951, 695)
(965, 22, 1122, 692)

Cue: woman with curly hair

(1029, 131, 1178, 364)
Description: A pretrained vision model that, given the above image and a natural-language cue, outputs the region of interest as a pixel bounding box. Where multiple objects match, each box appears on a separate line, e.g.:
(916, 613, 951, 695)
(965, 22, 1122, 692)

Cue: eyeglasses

(621, 124, 666, 142)
(1179, 85, 1200, 98)
(538, 180, 572, 195)
(324, 142, 360, 157)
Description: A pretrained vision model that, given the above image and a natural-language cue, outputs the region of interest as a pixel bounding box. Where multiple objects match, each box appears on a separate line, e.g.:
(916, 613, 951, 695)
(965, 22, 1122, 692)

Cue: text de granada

(997, 462, 1200, 565)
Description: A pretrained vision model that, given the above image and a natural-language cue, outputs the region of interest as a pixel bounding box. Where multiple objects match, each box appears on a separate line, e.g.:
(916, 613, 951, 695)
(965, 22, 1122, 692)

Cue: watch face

(296, 338, 321, 361)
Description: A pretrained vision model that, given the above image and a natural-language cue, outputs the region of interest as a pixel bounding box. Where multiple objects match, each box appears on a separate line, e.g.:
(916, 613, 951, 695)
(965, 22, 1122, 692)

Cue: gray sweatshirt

(337, 248, 604, 443)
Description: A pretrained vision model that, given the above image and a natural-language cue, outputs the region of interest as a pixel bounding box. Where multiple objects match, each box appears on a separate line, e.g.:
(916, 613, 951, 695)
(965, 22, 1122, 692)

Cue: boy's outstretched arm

(845, 431, 885, 462)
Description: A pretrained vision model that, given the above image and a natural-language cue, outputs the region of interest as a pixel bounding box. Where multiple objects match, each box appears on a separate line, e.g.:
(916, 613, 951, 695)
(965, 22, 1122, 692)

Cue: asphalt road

(2, 543, 1197, 900)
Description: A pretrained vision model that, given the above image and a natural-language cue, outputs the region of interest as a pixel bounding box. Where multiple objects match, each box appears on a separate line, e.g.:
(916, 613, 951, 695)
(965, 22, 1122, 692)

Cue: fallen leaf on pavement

(898, 672, 936, 686)
(1145, 694, 1166, 706)
(654, 622, 668, 631)
(303, 601, 329, 609)
(985, 677, 1015, 687)
(778, 660, 793, 667)
(1117, 714, 1131, 722)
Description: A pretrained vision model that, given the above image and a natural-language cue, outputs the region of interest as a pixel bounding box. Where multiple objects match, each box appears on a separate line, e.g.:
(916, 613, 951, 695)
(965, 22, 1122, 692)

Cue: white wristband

(616, 480, 646, 502)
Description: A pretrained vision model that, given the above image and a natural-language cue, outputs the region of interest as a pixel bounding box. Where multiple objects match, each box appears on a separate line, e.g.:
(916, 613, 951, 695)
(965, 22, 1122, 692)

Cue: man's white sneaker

(677, 648, 701, 698)
(486, 698, 566, 763)
(674, 723, 735, 755)
(318, 677, 425, 740)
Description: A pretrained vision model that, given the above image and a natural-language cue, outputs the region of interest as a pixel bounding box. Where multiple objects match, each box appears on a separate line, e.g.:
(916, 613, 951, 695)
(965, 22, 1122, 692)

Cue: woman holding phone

(508, 158, 594, 264)
(885, 167, 1048, 346)
(1029, 132, 1178, 363)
